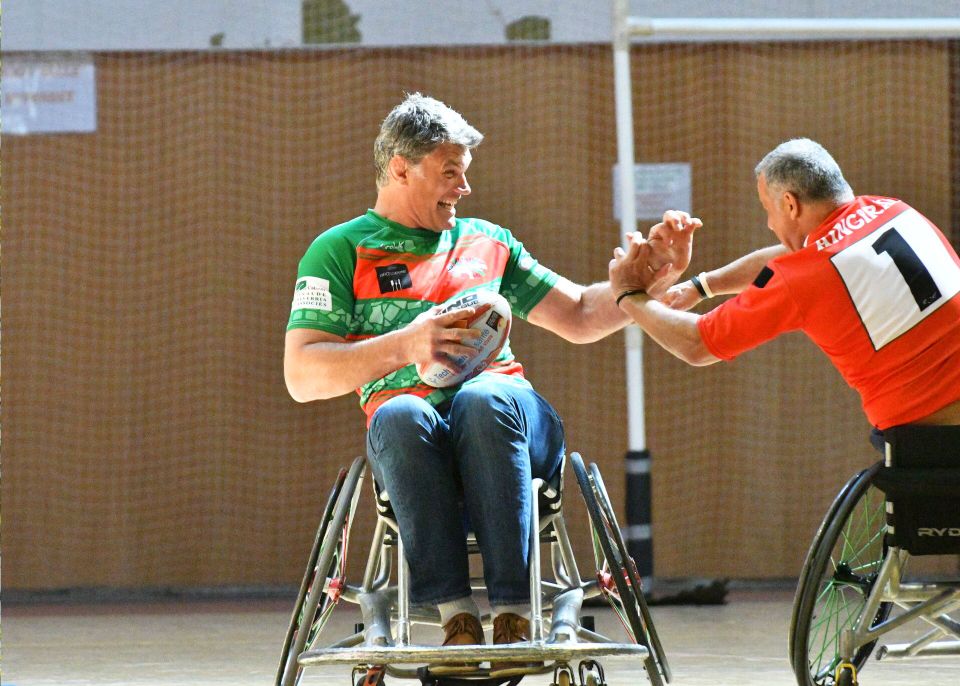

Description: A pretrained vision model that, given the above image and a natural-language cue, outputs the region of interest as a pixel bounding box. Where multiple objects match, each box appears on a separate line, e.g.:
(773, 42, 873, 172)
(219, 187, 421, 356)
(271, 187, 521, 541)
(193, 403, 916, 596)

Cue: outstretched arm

(616, 294, 718, 366)
(526, 277, 631, 344)
(660, 244, 787, 311)
(526, 211, 701, 343)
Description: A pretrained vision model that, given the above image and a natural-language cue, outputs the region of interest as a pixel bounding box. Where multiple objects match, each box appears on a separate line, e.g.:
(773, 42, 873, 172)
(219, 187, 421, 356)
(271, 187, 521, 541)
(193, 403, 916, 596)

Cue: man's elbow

(284, 360, 328, 403)
(285, 372, 314, 403)
(678, 342, 718, 367)
(557, 326, 608, 345)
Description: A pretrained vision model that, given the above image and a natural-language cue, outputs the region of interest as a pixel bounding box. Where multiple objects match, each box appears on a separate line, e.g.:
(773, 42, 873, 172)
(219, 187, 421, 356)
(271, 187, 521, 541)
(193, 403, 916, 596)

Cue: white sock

(491, 603, 530, 619)
(438, 596, 481, 625)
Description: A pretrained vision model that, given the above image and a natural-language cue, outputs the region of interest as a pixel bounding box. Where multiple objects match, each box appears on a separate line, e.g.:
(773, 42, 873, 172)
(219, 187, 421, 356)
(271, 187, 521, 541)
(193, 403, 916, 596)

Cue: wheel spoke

(796, 465, 891, 686)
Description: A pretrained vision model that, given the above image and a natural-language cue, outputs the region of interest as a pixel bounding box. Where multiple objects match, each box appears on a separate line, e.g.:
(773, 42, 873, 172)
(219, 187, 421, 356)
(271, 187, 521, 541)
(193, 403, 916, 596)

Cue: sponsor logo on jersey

(814, 197, 899, 251)
(381, 240, 410, 252)
(447, 256, 487, 279)
(291, 276, 332, 312)
(375, 264, 413, 293)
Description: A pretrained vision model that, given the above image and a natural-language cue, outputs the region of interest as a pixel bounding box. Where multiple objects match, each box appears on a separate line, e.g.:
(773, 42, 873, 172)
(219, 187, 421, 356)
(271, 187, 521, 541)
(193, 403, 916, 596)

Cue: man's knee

(449, 380, 524, 440)
(367, 395, 444, 457)
(370, 394, 433, 430)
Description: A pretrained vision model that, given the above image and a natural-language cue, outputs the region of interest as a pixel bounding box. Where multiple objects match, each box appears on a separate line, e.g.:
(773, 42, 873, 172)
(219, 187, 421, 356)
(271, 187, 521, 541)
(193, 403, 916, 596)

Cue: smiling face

(386, 143, 472, 232)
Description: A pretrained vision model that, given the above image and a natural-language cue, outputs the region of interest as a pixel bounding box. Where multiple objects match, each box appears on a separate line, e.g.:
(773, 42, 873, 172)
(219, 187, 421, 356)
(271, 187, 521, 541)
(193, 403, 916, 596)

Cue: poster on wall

(2, 53, 97, 135)
(612, 163, 692, 221)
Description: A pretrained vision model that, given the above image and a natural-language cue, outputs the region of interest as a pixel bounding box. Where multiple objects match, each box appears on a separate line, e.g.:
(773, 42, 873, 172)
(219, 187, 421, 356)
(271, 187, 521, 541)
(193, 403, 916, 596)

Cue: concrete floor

(3, 590, 960, 686)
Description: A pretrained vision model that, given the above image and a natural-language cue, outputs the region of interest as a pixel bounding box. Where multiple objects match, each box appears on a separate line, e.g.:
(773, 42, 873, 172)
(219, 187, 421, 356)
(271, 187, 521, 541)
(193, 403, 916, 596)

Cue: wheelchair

(790, 425, 960, 686)
(275, 452, 670, 686)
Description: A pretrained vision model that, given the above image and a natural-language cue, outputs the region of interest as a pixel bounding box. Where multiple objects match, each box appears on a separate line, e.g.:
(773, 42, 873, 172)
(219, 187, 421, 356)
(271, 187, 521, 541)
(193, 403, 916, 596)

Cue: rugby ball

(416, 291, 512, 388)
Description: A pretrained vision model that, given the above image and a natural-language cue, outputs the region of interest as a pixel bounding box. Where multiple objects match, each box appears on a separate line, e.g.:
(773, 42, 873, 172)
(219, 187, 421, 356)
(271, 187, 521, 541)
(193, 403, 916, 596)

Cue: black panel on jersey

(753, 266, 775, 288)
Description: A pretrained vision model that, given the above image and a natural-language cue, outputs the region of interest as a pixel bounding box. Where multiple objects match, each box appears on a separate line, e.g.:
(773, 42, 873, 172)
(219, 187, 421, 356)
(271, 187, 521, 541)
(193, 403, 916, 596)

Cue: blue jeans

(366, 376, 565, 606)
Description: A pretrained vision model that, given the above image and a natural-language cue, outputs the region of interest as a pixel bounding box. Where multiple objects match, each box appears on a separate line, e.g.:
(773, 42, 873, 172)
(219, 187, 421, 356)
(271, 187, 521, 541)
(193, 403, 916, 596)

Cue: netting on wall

(2, 40, 957, 590)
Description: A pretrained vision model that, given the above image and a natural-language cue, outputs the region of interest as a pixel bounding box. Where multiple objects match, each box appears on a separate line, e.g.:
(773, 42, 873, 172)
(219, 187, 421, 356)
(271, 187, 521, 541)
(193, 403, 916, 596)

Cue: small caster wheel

(552, 665, 574, 686)
(354, 665, 386, 686)
(835, 663, 858, 686)
(579, 659, 607, 686)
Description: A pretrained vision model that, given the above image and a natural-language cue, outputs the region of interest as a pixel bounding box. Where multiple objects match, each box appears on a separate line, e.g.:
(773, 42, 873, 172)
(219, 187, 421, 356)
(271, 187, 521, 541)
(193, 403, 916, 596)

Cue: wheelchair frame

(276, 452, 669, 686)
(790, 426, 960, 686)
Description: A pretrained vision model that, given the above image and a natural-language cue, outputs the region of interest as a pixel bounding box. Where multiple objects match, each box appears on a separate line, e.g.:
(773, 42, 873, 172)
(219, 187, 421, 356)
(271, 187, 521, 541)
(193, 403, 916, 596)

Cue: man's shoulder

(454, 216, 516, 242)
(302, 213, 379, 253)
(318, 213, 379, 240)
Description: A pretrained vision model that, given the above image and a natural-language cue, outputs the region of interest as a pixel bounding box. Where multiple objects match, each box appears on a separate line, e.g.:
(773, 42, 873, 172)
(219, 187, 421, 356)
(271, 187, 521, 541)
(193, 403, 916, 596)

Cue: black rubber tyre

(571, 452, 670, 685)
(277, 456, 365, 686)
(791, 462, 891, 686)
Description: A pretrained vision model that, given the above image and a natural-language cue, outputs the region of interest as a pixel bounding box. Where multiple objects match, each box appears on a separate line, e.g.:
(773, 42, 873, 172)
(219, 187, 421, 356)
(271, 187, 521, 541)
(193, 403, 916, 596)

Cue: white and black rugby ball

(416, 291, 512, 388)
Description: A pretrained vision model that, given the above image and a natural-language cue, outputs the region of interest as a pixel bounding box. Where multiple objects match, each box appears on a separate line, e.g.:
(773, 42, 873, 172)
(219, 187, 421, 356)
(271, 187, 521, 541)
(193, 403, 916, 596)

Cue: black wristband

(690, 274, 708, 298)
(616, 289, 647, 306)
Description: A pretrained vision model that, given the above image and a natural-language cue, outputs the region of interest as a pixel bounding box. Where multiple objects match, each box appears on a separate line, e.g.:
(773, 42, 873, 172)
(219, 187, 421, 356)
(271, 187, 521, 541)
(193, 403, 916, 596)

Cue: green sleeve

(286, 229, 356, 337)
(499, 232, 559, 319)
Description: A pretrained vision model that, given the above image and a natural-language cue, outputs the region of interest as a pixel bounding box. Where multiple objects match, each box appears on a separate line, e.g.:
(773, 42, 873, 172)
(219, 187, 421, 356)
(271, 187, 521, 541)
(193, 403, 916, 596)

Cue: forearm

(701, 244, 786, 296)
(528, 278, 631, 344)
(284, 328, 412, 402)
(617, 293, 719, 366)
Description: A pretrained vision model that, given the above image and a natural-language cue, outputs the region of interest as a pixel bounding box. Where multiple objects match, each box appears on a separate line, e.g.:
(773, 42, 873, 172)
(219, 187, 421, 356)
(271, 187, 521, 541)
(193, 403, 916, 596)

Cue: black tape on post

(625, 448, 653, 583)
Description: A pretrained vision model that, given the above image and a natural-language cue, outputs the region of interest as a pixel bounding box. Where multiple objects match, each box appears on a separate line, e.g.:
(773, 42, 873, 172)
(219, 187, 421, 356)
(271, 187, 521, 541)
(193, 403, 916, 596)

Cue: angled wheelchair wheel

(791, 461, 892, 686)
(277, 456, 365, 686)
(571, 453, 670, 685)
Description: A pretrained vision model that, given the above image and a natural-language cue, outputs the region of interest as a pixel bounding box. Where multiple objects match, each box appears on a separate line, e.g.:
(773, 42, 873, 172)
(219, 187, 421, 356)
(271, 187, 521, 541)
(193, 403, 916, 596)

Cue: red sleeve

(697, 264, 805, 361)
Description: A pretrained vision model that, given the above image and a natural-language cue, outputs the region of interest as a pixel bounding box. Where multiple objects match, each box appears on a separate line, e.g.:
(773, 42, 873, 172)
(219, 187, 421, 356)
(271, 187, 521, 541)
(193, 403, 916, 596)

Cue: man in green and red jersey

(284, 93, 696, 662)
(609, 138, 960, 445)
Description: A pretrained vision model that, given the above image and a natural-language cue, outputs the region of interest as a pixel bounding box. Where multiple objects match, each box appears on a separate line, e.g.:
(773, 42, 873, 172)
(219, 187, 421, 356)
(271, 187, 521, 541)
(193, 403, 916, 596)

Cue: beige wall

(2, 42, 955, 590)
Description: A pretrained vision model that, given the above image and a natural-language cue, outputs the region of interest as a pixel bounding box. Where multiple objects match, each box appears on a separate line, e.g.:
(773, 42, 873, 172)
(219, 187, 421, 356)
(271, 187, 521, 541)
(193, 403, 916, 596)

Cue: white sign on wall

(2, 53, 97, 135)
(612, 163, 692, 220)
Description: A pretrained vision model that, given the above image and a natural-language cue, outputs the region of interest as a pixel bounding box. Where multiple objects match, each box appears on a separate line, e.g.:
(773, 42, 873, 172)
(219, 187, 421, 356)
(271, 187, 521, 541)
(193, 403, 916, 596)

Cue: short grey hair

(373, 93, 484, 188)
(755, 138, 854, 204)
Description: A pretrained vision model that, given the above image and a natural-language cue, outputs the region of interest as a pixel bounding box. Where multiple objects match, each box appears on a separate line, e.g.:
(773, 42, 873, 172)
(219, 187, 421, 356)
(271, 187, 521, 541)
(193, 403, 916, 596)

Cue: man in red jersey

(285, 93, 698, 666)
(610, 138, 960, 437)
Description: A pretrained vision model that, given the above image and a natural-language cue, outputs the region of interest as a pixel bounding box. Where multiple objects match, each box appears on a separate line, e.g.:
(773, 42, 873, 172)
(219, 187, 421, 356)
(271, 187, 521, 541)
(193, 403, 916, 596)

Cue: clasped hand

(609, 210, 702, 300)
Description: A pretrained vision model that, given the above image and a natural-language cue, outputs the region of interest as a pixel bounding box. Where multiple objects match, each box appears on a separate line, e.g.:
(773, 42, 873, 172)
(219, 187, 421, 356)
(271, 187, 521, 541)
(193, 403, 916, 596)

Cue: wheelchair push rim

(275, 464, 348, 686)
(571, 452, 671, 685)
(791, 461, 891, 686)
(277, 455, 365, 686)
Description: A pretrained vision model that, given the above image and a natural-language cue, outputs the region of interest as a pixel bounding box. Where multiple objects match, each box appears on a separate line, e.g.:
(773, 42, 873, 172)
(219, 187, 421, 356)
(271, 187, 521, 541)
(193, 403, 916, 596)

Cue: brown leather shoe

(435, 613, 484, 672)
(490, 612, 542, 675)
(441, 612, 485, 646)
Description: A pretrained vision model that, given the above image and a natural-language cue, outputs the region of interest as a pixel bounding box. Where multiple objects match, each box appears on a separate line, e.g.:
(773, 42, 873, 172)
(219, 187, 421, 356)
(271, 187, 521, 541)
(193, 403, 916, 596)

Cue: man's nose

(457, 175, 471, 196)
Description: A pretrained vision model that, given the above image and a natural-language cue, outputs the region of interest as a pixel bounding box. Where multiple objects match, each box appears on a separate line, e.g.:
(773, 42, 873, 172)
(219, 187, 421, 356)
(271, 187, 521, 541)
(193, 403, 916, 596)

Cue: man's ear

(783, 190, 801, 220)
(387, 155, 409, 185)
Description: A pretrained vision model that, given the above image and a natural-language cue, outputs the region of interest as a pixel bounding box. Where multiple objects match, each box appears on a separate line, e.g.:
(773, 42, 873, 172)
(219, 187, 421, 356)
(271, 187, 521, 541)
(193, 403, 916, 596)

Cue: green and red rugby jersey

(288, 210, 558, 422)
(698, 196, 960, 429)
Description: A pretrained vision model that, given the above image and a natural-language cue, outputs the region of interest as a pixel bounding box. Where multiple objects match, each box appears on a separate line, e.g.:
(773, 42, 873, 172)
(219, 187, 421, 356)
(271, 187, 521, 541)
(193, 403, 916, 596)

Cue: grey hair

(755, 138, 854, 204)
(373, 93, 484, 188)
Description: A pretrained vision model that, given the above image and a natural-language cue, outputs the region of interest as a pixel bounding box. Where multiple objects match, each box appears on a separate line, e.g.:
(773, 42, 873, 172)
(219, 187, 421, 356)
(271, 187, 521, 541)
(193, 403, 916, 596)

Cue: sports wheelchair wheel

(571, 453, 671, 685)
(277, 456, 365, 686)
(791, 461, 892, 686)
